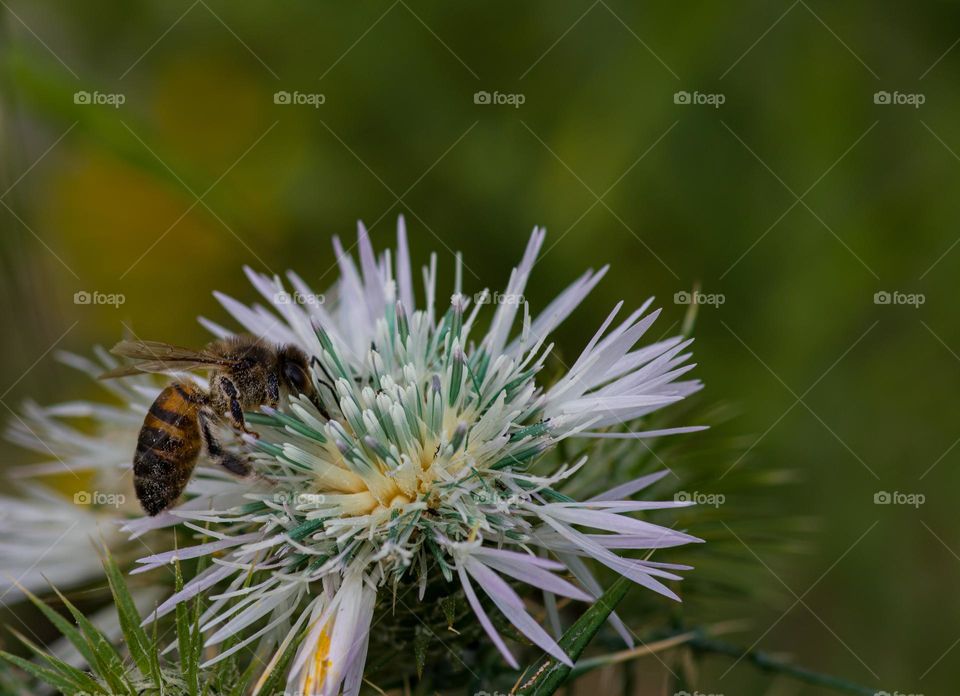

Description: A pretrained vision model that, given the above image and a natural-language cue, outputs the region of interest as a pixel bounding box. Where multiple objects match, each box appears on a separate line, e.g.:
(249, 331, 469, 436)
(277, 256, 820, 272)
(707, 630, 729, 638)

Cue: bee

(99, 335, 316, 516)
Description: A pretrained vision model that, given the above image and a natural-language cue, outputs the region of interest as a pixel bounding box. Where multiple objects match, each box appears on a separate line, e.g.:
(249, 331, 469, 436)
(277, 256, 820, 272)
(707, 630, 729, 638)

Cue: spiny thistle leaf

(102, 548, 157, 687)
(6, 629, 105, 695)
(0, 660, 32, 696)
(414, 625, 430, 679)
(512, 575, 632, 696)
(174, 559, 201, 696)
(439, 594, 459, 629)
(0, 650, 91, 695)
(47, 585, 131, 695)
(0, 559, 252, 696)
(14, 582, 97, 670)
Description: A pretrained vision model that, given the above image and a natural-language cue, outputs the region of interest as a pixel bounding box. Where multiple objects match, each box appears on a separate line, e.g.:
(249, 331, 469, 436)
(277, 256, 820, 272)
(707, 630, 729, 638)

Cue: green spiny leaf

(175, 559, 200, 696)
(15, 583, 96, 669)
(8, 629, 106, 695)
(49, 584, 133, 695)
(102, 548, 156, 685)
(439, 594, 459, 629)
(0, 650, 91, 695)
(512, 575, 632, 696)
(414, 625, 430, 679)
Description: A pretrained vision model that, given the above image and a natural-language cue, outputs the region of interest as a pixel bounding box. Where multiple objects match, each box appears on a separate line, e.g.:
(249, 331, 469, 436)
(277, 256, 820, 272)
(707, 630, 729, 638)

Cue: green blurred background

(1, 1, 957, 693)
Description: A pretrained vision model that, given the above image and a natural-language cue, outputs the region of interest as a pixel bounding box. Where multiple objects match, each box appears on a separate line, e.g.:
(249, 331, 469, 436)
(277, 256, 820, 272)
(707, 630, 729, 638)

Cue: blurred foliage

(2, 1, 959, 693)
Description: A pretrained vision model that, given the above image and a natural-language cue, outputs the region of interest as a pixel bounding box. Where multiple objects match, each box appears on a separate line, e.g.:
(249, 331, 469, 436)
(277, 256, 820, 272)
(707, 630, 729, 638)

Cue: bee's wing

(97, 360, 224, 379)
(98, 340, 233, 380)
(98, 364, 154, 379)
(108, 339, 225, 362)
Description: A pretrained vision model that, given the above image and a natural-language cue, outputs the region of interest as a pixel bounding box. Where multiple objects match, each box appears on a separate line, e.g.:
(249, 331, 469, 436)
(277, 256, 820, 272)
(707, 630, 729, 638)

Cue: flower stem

(571, 624, 876, 696)
(688, 633, 877, 696)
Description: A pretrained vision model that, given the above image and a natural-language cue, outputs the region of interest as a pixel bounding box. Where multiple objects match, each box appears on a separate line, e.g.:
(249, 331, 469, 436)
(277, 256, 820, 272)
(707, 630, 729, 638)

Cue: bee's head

(276, 344, 315, 402)
(223, 340, 276, 408)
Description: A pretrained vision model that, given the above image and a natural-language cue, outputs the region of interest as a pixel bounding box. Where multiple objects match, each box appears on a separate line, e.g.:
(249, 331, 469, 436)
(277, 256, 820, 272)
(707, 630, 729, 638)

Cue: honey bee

(99, 335, 316, 515)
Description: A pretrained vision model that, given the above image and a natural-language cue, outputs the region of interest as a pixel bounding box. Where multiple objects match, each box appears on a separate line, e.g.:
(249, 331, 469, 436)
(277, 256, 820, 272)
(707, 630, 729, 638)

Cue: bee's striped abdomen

(134, 382, 204, 515)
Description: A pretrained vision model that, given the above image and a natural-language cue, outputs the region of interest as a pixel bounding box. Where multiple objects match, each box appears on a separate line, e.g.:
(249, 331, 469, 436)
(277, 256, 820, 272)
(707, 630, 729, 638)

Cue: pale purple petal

(143, 563, 234, 624)
(465, 558, 572, 666)
(457, 564, 517, 669)
(589, 470, 671, 502)
(540, 516, 681, 601)
(132, 533, 260, 573)
(473, 549, 592, 602)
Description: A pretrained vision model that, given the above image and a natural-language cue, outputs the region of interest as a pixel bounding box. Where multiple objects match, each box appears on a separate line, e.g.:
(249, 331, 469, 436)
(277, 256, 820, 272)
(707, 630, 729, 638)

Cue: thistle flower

(123, 217, 704, 695)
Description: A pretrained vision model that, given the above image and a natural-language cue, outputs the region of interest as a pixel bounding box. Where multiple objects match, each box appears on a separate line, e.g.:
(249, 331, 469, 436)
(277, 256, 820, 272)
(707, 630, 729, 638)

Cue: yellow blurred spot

(304, 628, 332, 693)
(151, 54, 267, 169)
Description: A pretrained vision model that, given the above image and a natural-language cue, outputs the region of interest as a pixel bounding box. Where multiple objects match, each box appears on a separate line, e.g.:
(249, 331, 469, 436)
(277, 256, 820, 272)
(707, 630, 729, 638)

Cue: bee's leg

(198, 408, 252, 478)
(310, 356, 337, 396)
(216, 376, 260, 438)
(308, 356, 335, 420)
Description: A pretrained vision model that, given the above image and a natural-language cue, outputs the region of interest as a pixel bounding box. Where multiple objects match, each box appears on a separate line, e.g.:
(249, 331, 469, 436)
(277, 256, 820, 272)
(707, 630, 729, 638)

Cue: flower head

(126, 217, 704, 695)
